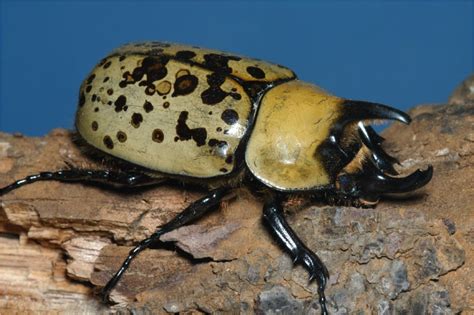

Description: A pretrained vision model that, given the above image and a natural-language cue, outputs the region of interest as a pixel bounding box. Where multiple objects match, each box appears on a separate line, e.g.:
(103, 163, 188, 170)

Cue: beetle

(0, 42, 433, 314)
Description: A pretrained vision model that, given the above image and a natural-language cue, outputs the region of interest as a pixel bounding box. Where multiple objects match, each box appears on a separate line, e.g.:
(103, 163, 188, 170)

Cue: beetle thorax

(245, 80, 344, 191)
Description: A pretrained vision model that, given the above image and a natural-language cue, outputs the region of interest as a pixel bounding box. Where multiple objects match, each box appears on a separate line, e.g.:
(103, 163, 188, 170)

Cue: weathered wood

(0, 100, 473, 313)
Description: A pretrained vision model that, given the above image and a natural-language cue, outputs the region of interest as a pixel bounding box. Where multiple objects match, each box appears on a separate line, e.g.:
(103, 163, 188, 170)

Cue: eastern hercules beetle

(0, 42, 433, 314)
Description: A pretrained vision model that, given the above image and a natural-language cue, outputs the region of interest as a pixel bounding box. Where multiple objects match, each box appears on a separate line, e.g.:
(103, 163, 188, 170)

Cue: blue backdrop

(1, 1, 473, 136)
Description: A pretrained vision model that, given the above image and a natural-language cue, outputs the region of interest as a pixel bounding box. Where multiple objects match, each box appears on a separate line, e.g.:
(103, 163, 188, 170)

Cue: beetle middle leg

(263, 194, 329, 315)
(101, 187, 230, 300)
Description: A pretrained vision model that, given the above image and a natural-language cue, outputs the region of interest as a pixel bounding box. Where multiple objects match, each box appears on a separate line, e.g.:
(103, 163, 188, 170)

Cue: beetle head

(317, 100, 433, 204)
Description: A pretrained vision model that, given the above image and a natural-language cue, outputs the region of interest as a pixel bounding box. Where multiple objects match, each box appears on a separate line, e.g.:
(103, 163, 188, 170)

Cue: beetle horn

(364, 125, 385, 144)
(359, 164, 433, 196)
(358, 122, 399, 175)
(364, 164, 433, 195)
(341, 100, 411, 125)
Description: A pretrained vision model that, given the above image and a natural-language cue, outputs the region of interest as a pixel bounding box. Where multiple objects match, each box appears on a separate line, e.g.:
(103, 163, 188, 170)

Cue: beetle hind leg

(263, 196, 329, 315)
(0, 168, 163, 195)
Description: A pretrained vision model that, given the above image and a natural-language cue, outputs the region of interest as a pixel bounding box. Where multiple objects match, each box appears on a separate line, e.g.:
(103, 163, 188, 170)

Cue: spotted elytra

(1, 41, 433, 314)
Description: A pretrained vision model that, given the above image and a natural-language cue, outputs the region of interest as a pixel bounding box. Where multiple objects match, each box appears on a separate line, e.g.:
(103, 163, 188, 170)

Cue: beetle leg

(102, 187, 229, 300)
(263, 196, 329, 315)
(0, 169, 162, 195)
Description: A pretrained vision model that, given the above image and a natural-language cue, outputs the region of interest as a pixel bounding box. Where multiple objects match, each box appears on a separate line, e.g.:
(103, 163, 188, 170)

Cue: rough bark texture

(1, 79, 473, 314)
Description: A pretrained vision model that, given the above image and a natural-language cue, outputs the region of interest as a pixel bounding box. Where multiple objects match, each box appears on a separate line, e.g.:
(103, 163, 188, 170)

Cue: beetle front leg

(263, 196, 329, 315)
(102, 187, 230, 300)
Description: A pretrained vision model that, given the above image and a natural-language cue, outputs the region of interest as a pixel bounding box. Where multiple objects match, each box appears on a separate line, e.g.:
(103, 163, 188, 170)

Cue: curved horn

(364, 125, 385, 145)
(362, 164, 433, 195)
(340, 100, 411, 125)
(358, 122, 399, 175)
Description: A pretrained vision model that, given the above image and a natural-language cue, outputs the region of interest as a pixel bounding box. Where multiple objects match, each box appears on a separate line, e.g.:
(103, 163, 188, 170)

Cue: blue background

(1, 1, 473, 136)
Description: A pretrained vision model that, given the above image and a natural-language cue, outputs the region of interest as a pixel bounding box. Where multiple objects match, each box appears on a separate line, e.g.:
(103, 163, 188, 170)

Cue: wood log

(0, 100, 472, 313)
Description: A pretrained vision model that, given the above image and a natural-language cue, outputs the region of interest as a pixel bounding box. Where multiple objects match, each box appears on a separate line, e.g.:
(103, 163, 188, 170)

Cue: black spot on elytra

(103, 77, 110, 83)
(176, 111, 207, 146)
(219, 168, 228, 173)
(87, 74, 96, 84)
(203, 53, 241, 74)
(143, 101, 154, 113)
(131, 113, 143, 128)
(91, 121, 98, 131)
(225, 155, 233, 164)
(246, 66, 266, 79)
(172, 74, 198, 97)
(103, 135, 114, 149)
(208, 138, 228, 148)
(163, 101, 170, 108)
(221, 109, 239, 125)
(91, 94, 97, 102)
(79, 92, 85, 107)
(119, 55, 169, 92)
(119, 55, 126, 61)
(98, 58, 107, 66)
(103, 61, 112, 69)
(85, 85, 92, 93)
(94, 107, 99, 112)
(201, 73, 241, 105)
(107, 88, 114, 95)
(176, 50, 196, 60)
(116, 131, 127, 142)
(145, 85, 155, 95)
(114, 95, 128, 113)
(152, 129, 164, 143)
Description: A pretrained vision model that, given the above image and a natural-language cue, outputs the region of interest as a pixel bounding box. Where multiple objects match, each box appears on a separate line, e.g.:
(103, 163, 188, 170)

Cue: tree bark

(1, 100, 472, 313)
